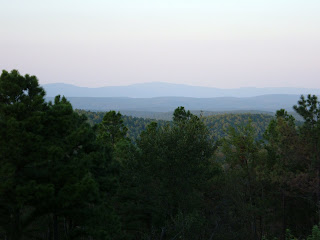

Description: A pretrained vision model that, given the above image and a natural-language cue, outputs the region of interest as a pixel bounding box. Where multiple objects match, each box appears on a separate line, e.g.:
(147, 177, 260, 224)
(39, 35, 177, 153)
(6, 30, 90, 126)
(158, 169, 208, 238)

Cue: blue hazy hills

(43, 82, 320, 113)
(44, 82, 320, 98)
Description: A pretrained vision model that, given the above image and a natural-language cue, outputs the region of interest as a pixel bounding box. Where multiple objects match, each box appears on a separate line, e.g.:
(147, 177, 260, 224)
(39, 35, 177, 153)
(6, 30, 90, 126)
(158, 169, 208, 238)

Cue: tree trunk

(316, 141, 320, 225)
(53, 214, 58, 240)
(281, 191, 286, 240)
(160, 227, 166, 240)
(10, 208, 21, 240)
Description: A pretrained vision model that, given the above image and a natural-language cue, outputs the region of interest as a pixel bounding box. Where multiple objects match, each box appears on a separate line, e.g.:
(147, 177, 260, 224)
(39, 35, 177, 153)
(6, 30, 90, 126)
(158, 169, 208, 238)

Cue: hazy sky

(1, 0, 320, 88)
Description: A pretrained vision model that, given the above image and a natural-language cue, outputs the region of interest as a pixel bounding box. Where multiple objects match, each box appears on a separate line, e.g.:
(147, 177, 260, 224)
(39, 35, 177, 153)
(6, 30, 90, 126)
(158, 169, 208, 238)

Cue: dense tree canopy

(1, 69, 320, 240)
(0, 70, 119, 240)
(76, 109, 274, 141)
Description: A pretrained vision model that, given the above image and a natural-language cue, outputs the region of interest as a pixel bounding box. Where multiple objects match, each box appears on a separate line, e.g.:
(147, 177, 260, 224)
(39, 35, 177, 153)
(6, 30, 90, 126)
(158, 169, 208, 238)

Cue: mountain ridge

(45, 94, 305, 113)
(43, 82, 320, 98)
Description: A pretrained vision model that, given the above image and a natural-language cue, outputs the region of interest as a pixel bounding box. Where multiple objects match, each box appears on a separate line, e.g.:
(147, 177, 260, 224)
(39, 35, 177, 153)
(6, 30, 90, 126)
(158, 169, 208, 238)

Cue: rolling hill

(46, 94, 302, 113)
(43, 82, 320, 98)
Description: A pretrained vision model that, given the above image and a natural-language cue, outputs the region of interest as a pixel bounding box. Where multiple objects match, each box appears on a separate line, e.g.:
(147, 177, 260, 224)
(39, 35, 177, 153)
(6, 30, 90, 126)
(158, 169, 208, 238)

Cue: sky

(1, 0, 320, 88)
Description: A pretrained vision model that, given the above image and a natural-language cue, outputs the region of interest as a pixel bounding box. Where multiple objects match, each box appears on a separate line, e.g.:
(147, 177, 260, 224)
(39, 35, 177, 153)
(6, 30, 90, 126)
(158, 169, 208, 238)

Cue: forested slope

(76, 109, 273, 141)
(2, 70, 320, 240)
(46, 94, 302, 112)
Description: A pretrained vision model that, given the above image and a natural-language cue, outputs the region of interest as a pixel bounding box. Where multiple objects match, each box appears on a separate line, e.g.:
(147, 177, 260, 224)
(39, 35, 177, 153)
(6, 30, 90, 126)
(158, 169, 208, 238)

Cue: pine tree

(0, 70, 53, 240)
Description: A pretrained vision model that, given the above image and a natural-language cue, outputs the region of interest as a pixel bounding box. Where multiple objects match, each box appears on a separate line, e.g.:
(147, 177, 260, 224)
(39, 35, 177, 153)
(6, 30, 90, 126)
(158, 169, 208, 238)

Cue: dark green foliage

(75, 109, 168, 142)
(97, 111, 128, 146)
(43, 95, 109, 239)
(215, 121, 266, 239)
(262, 109, 312, 238)
(76, 109, 273, 141)
(307, 225, 320, 240)
(2, 69, 320, 240)
(0, 70, 51, 240)
(258, 96, 320, 239)
(203, 113, 274, 140)
(0, 70, 120, 240)
(116, 107, 216, 239)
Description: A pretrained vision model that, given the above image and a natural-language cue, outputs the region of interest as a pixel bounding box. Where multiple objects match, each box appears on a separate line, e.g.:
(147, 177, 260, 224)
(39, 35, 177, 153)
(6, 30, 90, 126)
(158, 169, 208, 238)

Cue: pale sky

(1, 0, 320, 88)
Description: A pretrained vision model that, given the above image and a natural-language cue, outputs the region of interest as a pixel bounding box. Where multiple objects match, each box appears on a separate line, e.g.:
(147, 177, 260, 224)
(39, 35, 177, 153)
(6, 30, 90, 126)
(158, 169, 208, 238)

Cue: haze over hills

(46, 94, 304, 113)
(44, 82, 318, 116)
(43, 82, 320, 98)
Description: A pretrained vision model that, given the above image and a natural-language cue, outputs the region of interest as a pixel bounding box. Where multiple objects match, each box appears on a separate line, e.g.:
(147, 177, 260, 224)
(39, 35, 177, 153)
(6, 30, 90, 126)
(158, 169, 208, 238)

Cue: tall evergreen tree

(0, 70, 120, 240)
(0, 70, 53, 240)
(263, 109, 313, 239)
(117, 107, 215, 239)
(220, 121, 265, 240)
(293, 95, 320, 225)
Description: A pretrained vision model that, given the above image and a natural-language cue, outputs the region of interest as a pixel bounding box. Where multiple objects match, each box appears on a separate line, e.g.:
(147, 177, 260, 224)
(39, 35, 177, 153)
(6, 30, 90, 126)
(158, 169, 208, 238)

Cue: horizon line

(42, 81, 320, 90)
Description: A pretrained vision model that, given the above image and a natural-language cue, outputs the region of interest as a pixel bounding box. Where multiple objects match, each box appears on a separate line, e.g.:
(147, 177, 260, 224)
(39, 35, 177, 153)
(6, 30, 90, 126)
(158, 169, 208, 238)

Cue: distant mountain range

(43, 82, 319, 115)
(43, 82, 320, 98)
(45, 95, 304, 113)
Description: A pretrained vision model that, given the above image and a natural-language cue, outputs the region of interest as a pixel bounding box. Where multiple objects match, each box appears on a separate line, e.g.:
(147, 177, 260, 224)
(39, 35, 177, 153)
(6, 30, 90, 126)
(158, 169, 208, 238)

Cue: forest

(1, 69, 320, 240)
(75, 110, 273, 141)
